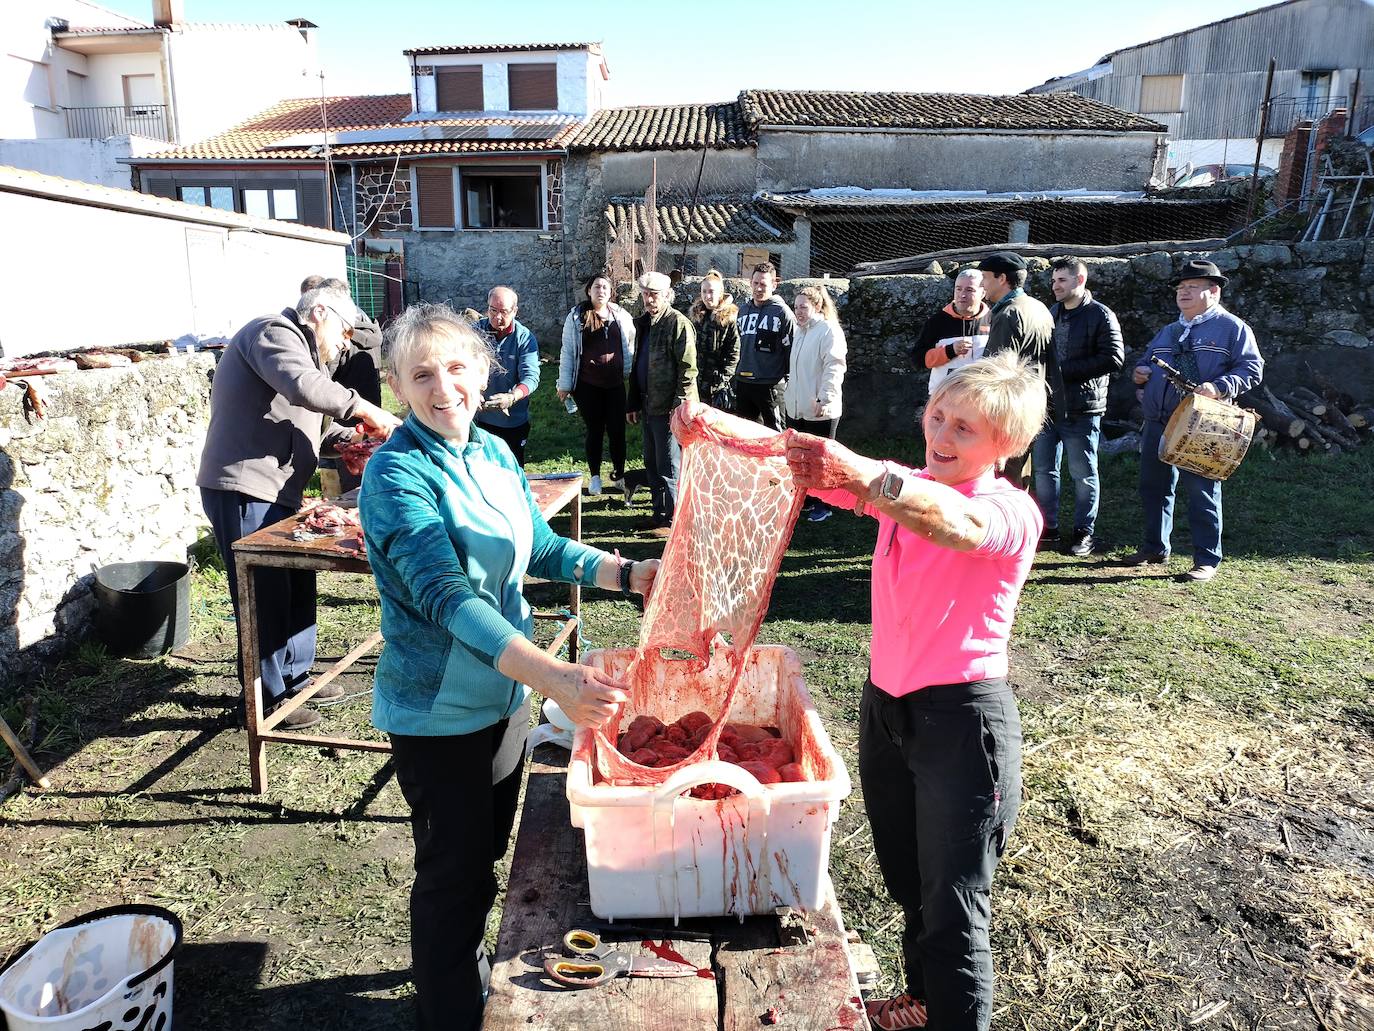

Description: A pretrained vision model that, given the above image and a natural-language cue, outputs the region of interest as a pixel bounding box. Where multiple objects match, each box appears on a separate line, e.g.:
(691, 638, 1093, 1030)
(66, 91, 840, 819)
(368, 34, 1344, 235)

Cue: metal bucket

(0, 904, 181, 1031)
(92, 561, 191, 658)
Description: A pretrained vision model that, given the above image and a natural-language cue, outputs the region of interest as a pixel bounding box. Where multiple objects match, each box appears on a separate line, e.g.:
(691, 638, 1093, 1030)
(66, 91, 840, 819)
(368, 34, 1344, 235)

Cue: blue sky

(95, 0, 1271, 104)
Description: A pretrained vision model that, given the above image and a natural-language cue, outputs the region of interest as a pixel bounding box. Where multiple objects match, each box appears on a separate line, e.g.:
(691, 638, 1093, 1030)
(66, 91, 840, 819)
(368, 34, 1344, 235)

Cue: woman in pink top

(787, 351, 1046, 1031)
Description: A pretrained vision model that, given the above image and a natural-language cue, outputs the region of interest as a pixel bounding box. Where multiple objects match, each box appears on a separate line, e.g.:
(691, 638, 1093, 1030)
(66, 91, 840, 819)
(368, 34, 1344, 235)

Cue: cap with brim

(976, 251, 1028, 275)
(1172, 258, 1228, 287)
(639, 271, 672, 292)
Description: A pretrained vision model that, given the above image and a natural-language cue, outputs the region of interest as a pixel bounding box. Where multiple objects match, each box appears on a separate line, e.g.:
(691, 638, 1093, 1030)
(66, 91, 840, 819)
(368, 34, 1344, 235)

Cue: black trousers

(477, 421, 530, 467)
(785, 416, 838, 513)
(733, 379, 786, 431)
(390, 729, 524, 1031)
(572, 380, 627, 479)
(859, 678, 1022, 1031)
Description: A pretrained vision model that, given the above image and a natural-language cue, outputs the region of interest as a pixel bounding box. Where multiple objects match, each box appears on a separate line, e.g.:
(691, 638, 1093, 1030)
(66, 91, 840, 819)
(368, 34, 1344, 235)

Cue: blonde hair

(384, 302, 500, 383)
(794, 285, 837, 323)
(929, 350, 1046, 458)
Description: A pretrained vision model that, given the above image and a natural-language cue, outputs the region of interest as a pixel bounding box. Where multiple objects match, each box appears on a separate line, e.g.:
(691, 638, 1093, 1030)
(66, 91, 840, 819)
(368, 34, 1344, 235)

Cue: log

(1348, 407, 1373, 430)
(1285, 396, 1359, 449)
(1321, 403, 1360, 438)
(1303, 362, 1357, 413)
(1298, 436, 1312, 450)
(1240, 387, 1305, 437)
(848, 237, 1230, 277)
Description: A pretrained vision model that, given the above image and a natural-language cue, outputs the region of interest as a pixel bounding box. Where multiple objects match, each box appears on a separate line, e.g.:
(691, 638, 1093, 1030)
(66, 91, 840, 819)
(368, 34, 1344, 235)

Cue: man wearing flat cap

(628, 271, 697, 535)
(1127, 259, 1263, 582)
(978, 251, 1055, 486)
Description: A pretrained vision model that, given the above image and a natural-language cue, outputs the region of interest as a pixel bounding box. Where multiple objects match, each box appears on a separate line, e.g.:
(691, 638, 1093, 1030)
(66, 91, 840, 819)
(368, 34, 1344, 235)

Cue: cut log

(1290, 386, 1326, 412)
(1240, 387, 1305, 437)
(1348, 407, 1373, 429)
(1286, 396, 1359, 448)
(1297, 436, 1312, 450)
(1303, 363, 1358, 413)
(1321, 404, 1360, 438)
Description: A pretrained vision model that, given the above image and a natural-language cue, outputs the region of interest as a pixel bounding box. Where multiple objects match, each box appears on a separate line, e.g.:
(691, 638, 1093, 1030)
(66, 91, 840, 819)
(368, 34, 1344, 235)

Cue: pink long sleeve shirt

(818, 466, 1041, 696)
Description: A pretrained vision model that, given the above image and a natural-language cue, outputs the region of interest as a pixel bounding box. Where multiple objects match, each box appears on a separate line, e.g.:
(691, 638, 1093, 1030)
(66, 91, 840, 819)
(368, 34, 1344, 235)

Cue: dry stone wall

(0, 355, 214, 681)
(671, 240, 1374, 438)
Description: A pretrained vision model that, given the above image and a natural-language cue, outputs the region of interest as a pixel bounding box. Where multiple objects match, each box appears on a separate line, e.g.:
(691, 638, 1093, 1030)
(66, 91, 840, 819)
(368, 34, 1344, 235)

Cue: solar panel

(263, 121, 574, 150)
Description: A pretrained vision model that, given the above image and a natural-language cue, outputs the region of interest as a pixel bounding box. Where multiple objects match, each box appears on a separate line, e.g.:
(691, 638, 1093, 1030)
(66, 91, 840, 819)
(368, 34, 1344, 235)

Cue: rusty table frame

(232, 475, 584, 794)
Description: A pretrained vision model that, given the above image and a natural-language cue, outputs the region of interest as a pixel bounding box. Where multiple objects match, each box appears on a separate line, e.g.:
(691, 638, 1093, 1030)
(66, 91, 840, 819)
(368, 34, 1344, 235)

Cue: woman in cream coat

(784, 285, 847, 521)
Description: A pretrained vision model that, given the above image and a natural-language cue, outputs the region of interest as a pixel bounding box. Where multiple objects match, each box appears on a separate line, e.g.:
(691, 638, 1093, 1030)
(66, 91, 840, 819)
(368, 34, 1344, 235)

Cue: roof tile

(606, 195, 793, 244)
(569, 102, 752, 152)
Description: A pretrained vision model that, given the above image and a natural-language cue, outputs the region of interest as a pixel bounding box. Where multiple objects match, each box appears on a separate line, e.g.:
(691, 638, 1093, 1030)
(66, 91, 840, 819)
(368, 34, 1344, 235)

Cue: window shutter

(299, 178, 328, 228)
(1139, 75, 1183, 113)
(436, 65, 484, 111)
(415, 165, 455, 228)
(141, 174, 176, 199)
(508, 63, 557, 110)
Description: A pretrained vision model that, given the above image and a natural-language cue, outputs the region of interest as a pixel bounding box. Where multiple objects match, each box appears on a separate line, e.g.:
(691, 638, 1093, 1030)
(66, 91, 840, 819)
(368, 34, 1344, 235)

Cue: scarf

(1173, 301, 1225, 383)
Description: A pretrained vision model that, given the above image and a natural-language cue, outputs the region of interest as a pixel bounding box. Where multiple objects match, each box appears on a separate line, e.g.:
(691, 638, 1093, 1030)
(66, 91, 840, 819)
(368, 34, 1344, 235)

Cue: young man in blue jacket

(475, 286, 540, 465)
(1127, 260, 1263, 583)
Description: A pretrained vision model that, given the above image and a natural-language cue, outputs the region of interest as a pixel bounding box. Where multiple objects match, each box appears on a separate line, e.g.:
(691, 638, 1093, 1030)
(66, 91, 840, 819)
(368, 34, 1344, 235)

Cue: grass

(2, 363, 1372, 1029)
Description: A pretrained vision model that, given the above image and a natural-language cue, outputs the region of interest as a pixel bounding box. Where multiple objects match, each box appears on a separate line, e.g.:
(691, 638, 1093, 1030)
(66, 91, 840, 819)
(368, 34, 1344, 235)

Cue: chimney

(151, 0, 183, 27)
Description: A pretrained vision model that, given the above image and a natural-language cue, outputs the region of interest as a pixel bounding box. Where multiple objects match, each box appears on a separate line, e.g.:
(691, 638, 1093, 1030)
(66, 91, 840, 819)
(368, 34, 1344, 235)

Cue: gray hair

(296, 285, 354, 323)
(383, 302, 501, 379)
(929, 350, 1047, 459)
(487, 285, 518, 308)
(954, 268, 984, 284)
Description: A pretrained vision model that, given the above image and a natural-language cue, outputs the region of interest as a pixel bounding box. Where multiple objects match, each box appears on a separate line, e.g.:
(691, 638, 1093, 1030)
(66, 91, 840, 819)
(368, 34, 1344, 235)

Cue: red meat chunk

(663, 723, 689, 746)
(653, 742, 691, 764)
(717, 745, 739, 764)
(725, 723, 772, 744)
(679, 711, 713, 733)
(738, 761, 781, 785)
(622, 715, 666, 753)
(628, 748, 659, 767)
(777, 763, 806, 783)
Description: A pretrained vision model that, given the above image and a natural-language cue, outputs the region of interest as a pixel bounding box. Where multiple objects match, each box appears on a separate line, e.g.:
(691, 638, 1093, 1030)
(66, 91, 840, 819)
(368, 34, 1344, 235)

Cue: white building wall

(419, 50, 595, 115)
(481, 63, 509, 111)
(0, 135, 166, 187)
(165, 25, 319, 144)
(81, 51, 164, 109)
(0, 168, 346, 355)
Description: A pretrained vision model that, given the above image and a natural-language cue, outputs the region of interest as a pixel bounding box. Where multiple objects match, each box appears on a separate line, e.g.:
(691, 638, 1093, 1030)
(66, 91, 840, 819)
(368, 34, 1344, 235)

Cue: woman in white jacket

(784, 285, 847, 522)
(557, 274, 637, 496)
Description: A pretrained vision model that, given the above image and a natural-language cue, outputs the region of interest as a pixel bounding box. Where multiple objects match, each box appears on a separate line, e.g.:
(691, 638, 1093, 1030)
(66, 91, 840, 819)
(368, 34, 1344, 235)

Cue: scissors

(543, 929, 702, 988)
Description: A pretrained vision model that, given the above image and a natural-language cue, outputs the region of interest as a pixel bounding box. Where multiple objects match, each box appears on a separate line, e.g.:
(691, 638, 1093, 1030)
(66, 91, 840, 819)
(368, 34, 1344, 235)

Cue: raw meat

(609, 711, 805, 798)
(337, 436, 382, 476)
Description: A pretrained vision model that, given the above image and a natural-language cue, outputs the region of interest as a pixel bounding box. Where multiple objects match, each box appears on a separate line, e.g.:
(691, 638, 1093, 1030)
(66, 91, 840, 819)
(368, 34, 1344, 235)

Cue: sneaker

(806, 506, 832, 522)
(588, 475, 602, 496)
(866, 993, 928, 1030)
(1067, 531, 1095, 557)
(1185, 563, 1218, 582)
(1123, 549, 1170, 566)
(1037, 528, 1061, 552)
(271, 700, 322, 731)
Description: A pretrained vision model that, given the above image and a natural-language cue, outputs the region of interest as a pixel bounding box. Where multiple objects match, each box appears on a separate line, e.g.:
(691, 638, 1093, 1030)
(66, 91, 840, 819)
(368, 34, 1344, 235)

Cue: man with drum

(1126, 259, 1263, 583)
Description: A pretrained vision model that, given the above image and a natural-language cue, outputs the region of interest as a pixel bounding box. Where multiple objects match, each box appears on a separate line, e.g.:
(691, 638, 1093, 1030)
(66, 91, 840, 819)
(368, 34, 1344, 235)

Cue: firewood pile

(1241, 365, 1374, 456)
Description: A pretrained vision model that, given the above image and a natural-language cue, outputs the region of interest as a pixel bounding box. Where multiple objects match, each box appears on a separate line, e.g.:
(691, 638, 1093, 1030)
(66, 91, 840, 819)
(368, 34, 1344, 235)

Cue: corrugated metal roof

(1100, 0, 1302, 59)
(569, 102, 753, 151)
(606, 196, 793, 244)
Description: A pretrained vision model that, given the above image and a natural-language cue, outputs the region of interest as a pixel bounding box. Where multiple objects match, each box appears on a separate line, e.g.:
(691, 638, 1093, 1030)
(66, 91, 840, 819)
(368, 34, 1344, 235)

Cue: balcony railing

(63, 104, 171, 143)
(1264, 95, 1348, 137)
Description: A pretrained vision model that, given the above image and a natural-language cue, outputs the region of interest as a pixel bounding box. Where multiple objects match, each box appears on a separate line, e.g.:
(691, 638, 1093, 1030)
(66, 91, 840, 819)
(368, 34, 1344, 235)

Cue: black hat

(1172, 259, 1228, 287)
(977, 251, 1028, 275)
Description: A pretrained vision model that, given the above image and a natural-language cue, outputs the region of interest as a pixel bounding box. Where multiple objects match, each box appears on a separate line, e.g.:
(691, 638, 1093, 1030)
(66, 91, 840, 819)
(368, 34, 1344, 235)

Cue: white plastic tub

(567, 645, 851, 920)
(0, 904, 180, 1031)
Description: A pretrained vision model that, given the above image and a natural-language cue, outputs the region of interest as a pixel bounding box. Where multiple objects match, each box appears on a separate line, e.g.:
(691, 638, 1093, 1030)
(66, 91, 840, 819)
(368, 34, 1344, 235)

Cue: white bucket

(0, 905, 181, 1031)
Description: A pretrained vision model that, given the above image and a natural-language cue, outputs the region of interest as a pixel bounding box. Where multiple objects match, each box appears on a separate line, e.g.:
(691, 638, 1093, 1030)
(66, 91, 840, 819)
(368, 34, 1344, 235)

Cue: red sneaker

(866, 993, 928, 1030)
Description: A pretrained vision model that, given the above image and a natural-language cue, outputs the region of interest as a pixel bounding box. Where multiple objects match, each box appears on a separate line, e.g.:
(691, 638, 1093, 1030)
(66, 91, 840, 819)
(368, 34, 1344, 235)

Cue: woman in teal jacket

(360, 303, 659, 1031)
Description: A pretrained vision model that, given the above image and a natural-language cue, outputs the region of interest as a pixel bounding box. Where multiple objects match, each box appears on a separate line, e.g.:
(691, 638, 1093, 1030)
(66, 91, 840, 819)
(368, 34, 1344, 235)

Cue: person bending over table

(785, 351, 1045, 1031)
(360, 303, 660, 1031)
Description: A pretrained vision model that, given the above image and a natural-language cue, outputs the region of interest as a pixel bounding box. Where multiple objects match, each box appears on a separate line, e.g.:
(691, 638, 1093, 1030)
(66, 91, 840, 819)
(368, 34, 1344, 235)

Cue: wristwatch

(878, 463, 904, 502)
(618, 559, 636, 596)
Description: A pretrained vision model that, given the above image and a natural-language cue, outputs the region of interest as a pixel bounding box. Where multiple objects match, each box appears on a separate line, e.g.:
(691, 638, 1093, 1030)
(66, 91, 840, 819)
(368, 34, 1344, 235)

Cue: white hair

(955, 268, 984, 284)
(295, 285, 354, 323)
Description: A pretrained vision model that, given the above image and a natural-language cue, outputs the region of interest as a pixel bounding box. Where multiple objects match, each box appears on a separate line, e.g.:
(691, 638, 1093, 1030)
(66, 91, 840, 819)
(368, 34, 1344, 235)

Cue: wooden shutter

(508, 63, 557, 110)
(1139, 75, 1183, 113)
(415, 165, 455, 228)
(436, 65, 483, 111)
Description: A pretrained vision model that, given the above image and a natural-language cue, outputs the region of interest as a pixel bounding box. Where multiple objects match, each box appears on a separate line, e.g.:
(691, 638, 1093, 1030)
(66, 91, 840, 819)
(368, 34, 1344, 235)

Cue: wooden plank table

(232, 474, 583, 794)
(483, 740, 871, 1031)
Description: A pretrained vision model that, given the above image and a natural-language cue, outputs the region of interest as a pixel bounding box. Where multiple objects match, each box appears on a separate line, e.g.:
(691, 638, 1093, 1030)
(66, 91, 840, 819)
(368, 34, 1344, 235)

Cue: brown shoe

(272, 700, 322, 731)
(309, 680, 345, 702)
(1123, 549, 1169, 566)
(1184, 564, 1218, 582)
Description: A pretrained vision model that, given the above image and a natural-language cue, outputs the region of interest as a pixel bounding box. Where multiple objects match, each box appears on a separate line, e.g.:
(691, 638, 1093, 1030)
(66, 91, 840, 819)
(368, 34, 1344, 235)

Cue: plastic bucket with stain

(92, 561, 191, 658)
(0, 904, 181, 1031)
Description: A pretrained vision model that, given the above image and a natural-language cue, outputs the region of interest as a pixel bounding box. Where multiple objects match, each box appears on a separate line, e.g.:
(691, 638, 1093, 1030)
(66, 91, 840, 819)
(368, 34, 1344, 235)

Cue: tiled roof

(738, 89, 1166, 133)
(137, 95, 579, 161)
(569, 102, 753, 152)
(404, 41, 598, 55)
(606, 196, 793, 245)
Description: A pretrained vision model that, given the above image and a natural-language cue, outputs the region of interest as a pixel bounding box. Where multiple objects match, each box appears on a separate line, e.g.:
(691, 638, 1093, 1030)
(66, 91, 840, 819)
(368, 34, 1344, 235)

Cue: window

(436, 65, 483, 111)
(740, 247, 781, 276)
(415, 165, 456, 228)
(122, 73, 159, 113)
(178, 185, 235, 211)
(1300, 71, 1333, 117)
(1139, 74, 1183, 113)
(461, 167, 541, 229)
(242, 188, 300, 221)
(66, 70, 87, 106)
(508, 63, 557, 110)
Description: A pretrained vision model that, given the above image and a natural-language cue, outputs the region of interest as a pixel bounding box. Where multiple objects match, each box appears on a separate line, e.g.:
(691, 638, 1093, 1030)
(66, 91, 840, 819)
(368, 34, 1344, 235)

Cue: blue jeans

(201, 488, 318, 705)
(1031, 414, 1101, 535)
(641, 414, 680, 523)
(1138, 420, 1223, 566)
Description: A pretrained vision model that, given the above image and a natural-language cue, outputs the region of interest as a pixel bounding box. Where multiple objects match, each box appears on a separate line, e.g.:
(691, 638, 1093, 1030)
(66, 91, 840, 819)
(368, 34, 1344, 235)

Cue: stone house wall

(1, 356, 215, 682)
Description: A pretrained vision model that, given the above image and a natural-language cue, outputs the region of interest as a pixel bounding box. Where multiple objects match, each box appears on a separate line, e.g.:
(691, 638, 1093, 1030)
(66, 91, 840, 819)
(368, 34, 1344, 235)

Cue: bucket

(92, 561, 191, 658)
(0, 904, 181, 1031)
(1159, 393, 1257, 481)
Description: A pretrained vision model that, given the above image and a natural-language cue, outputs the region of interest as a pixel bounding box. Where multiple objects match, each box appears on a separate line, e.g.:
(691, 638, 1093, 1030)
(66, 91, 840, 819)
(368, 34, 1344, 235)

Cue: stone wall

(0, 356, 214, 680)
(668, 239, 1374, 439)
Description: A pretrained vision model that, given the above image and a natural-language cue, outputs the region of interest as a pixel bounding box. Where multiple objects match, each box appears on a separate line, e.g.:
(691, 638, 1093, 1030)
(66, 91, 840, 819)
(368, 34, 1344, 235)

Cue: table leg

(568, 491, 581, 663)
(237, 556, 268, 794)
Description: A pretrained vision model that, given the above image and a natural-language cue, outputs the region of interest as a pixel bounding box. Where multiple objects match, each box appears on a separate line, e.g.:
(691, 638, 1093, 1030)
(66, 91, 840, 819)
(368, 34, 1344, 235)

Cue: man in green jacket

(627, 271, 697, 535)
(978, 251, 1054, 487)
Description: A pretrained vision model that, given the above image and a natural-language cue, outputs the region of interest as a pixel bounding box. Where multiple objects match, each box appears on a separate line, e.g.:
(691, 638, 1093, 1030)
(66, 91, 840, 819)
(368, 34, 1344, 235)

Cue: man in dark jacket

(627, 271, 697, 535)
(1033, 258, 1125, 555)
(732, 262, 796, 430)
(199, 285, 400, 729)
(979, 251, 1054, 486)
